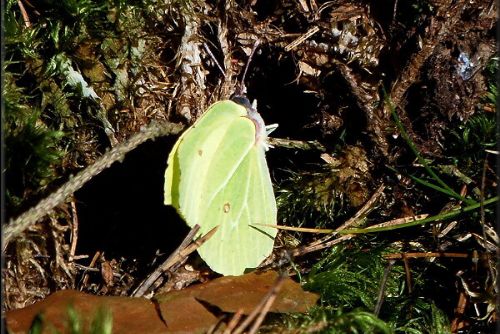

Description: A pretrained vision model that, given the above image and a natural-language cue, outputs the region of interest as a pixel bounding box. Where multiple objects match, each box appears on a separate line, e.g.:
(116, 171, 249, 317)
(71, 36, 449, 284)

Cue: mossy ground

(3, 0, 497, 332)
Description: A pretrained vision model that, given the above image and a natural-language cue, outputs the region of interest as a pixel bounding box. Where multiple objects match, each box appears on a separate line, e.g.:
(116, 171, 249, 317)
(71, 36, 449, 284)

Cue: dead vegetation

(3, 0, 498, 332)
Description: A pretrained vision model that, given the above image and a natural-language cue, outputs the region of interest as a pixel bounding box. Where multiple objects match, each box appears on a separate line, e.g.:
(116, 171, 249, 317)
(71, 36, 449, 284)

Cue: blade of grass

(341, 196, 498, 234)
(387, 165, 467, 200)
(385, 95, 476, 206)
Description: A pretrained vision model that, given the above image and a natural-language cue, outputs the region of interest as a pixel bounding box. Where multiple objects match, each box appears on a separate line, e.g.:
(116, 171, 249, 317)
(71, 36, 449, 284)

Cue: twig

(223, 310, 244, 334)
(335, 184, 386, 231)
(17, 0, 31, 27)
(74, 263, 122, 278)
(132, 225, 219, 297)
(450, 291, 468, 333)
(203, 43, 226, 78)
(361, 214, 429, 230)
(247, 277, 285, 334)
(239, 39, 261, 93)
(384, 252, 475, 260)
(132, 225, 200, 297)
(232, 274, 286, 334)
(69, 198, 79, 262)
(268, 137, 326, 152)
(341, 196, 499, 234)
(480, 154, 495, 280)
(285, 26, 320, 52)
(3, 121, 183, 247)
(374, 260, 395, 316)
(80, 251, 101, 289)
(292, 184, 385, 257)
(292, 234, 352, 257)
(402, 255, 413, 294)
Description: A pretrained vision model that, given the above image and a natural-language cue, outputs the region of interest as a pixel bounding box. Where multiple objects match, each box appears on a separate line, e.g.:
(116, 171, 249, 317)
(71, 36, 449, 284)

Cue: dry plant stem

(132, 225, 200, 297)
(239, 39, 261, 92)
(3, 121, 183, 248)
(268, 137, 326, 152)
(336, 184, 386, 231)
(17, 0, 31, 27)
(292, 234, 352, 257)
(450, 291, 468, 333)
(223, 310, 244, 334)
(81, 251, 101, 289)
(203, 43, 226, 78)
(232, 274, 286, 334)
(69, 199, 79, 262)
(285, 26, 320, 51)
(385, 252, 476, 259)
(247, 277, 285, 334)
(132, 225, 219, 297)
(364, 214, 429, 230)
(374, 259, 395, 316)
(480, 154, 495, 280)
(402, 256, 413, 294)
(292, 184, 385, 257)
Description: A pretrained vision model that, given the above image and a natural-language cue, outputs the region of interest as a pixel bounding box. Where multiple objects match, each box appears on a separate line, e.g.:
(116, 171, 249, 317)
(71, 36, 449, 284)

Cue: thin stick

(3, 121, 183, 247)
(239, 39, 261, 93)
(247, 276, 285, 334)
(291, 185, 385, 257)
(223, 310, 244, 334)
(402, 255, 413, 294)
(80, 251, 101, 289)
(132, 225, 200, 297)
(284, 26, 320, 52)
(17, 0, 31, 27)
(132, 225, 218, 297)
(374, 260, 395, 316)
(341, 196, 499, 234)
(69, 198, 79, 262)
(384, 252, 473, 259)
(336, 185, 386, 231)
(292, 234, 352, 257)
(267, 137, 326, 152)
(204, 43, 226, 78)
(232, 274, 286, 334)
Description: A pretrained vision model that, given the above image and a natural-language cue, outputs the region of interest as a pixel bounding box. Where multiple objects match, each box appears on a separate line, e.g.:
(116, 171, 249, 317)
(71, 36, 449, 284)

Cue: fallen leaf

(6, 290, 166, 334)
(155, 270, 319, 315)
(6, 271, 318, 334)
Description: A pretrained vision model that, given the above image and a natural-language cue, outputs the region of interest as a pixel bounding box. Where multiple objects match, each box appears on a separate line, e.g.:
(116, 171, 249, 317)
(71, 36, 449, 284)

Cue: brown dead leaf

(155, 270, 319, 315)
(7, 271, 318, 334)
(6, 290, 166, 334)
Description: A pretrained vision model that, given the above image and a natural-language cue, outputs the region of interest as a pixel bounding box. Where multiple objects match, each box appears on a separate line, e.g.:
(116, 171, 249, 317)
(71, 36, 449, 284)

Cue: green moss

(4, 70, 65, 214)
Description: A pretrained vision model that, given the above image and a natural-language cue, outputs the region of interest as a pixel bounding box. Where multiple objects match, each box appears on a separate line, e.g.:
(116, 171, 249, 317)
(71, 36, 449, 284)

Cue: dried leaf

(6, 290, 166, 334)
(6, 271, 318, 334)
(155, 270, 319, 315)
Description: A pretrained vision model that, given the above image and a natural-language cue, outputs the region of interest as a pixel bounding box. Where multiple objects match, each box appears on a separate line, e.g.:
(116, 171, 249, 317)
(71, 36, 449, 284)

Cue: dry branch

(4, 122, 183, 247)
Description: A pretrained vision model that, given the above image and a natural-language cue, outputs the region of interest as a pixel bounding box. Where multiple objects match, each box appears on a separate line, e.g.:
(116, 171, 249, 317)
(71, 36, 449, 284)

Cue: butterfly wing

(164, 100, 277, 275)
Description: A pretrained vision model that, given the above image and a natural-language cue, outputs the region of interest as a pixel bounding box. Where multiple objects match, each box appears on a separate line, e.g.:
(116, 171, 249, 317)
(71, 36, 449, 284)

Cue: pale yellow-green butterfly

(164, 45, 278, 275)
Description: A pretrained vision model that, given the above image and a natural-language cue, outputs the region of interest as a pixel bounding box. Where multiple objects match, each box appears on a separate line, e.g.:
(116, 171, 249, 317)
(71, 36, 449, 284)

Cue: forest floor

(3, 0, 498, 333)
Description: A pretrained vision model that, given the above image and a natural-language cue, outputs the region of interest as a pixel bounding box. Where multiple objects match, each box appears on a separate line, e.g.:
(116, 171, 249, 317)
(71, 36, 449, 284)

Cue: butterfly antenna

(238, 39, 261, 95)
(203, 43, 226, 78)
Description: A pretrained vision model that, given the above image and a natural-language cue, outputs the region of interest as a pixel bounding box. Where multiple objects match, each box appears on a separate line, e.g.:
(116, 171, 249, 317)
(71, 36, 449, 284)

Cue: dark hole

(75, 136, 189, 268)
